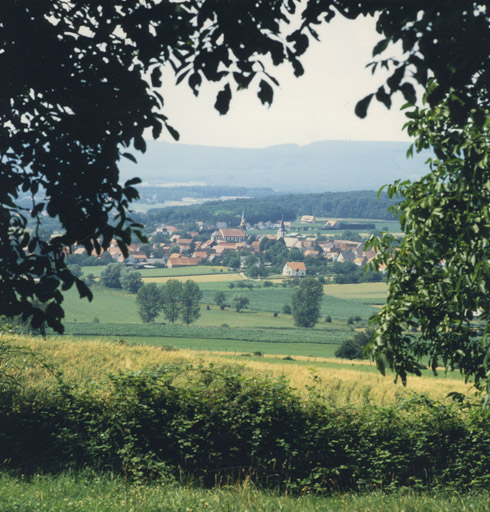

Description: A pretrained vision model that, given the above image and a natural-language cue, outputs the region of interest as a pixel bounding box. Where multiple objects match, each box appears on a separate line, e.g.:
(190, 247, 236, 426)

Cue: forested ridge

(144, 190, 396, 225)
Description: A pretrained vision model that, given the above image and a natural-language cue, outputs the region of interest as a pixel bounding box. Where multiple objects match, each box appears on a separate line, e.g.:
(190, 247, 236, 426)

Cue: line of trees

(99, 263, 143, 294)
(144, 190, 396, 228)
(136, 280, 202, 325)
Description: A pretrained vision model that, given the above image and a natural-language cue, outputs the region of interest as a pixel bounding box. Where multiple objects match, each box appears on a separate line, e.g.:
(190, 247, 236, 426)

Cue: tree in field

(291, 278, 323, 328)
(180, 281, 203, 325)
(214, 291, 226, 311)
(231, 294, 249, 313)
(136, 283, 163, 323)
(99, 263, 126, 289)
(120, 269, 143, 294)
(162, 280, 182, 324)
(1, 1, 489, 393)
(335, 330, 373, 360)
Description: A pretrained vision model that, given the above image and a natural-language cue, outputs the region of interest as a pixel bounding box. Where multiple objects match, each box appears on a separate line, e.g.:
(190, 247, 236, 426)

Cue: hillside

(119, 140, 430, 193)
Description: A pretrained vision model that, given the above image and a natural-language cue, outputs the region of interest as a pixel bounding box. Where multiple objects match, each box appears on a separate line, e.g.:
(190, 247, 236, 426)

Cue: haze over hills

(119, 140, 430, 193)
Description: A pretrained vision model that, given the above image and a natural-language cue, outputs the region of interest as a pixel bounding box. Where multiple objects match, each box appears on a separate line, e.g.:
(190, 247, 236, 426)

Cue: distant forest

(143, 190, 397, 226)
(136, 185, 275, 202)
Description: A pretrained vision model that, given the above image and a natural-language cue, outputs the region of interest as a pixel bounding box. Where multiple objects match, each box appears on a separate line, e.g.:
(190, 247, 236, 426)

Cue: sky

(157, 15, 412, 148)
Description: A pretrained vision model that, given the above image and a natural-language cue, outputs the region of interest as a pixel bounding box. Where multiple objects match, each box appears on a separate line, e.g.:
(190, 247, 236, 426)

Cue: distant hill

(119, 140, 430, 193)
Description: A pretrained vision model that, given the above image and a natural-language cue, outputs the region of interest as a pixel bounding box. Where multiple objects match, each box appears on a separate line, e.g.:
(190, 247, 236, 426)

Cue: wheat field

(7, 335, 472, 406)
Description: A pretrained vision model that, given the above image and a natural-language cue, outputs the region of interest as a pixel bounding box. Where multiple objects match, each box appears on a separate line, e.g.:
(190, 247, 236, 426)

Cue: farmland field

(142, 272, 243, 283)
(81, 265, 230, 278)
(11, 337, 470, 404)
(60, 268, 382, 362)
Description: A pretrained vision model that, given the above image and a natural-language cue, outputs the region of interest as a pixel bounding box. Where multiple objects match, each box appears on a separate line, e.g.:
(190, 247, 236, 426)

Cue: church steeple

(277, 215, 286, 239)
(239, 210, 246, 230)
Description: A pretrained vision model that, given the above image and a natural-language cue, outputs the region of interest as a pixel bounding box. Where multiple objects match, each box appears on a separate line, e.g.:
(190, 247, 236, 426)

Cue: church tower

(239, 210, 246, 231)
(277, 216, 287, 239)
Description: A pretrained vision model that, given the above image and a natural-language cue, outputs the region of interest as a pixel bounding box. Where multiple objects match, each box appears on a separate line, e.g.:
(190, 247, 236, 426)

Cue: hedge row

(1, 365, 489, 493)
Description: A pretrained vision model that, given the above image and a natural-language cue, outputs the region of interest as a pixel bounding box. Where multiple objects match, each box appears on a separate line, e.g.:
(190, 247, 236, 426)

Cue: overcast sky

(157, 15, 412, 148)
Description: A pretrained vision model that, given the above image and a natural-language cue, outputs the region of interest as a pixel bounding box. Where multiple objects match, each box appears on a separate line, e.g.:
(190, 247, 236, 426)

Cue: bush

(2, 362, 490, 492)
(282, 304, 292, 315)
(335, 329, 373, 360)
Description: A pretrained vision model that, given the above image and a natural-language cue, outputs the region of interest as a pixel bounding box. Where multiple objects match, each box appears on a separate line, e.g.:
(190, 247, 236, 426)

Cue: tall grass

(1, 471, 489, 512)
(10, 336, 470, 405)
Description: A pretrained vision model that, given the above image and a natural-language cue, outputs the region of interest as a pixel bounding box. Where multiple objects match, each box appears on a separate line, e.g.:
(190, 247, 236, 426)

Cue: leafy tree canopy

(180, 280, 202, 325)
(136, 283, 163, 323)
(231, 294, 249, 313)
(291, 277, 323, 328)
(1, 0, 488, 352)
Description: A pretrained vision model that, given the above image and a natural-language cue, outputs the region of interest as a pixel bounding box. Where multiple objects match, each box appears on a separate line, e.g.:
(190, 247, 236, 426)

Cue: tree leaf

(165, 123, 180, 141)
(355, 94, 374, 119)
(258, 80, 273, 107)
(214, 83, 232, 115)
(122, 152, 138, 164)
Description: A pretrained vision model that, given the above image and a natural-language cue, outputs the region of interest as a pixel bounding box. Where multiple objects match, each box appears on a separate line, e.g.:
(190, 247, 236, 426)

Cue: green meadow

(59, 265, 381, 360)
(2, 471, 488, 512)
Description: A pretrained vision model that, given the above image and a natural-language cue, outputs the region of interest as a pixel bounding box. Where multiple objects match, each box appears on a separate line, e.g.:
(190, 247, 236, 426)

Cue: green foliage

(67, 264, 83, 279)
(61, 321, 347, 345)
(367, 83, 490, 390)
(136, 283, 163, 323)
(180, 281, 203, 325)
(99, 263, 126, 289)
(3, 472, 490, 511)
(214, 291, 226, 310)
(147, 191, 397, 228)
(162, 280, 183, 324)
(83, 273, 96, 287)
(335, 329, 374, 360)
(120, 269, 143, 294)
(333, 262, 383, 284)
(3, 363, 490, 493)
(231, 294, 249, 312)
(282, 304, 292, 315)
(291, 278, 323, 328)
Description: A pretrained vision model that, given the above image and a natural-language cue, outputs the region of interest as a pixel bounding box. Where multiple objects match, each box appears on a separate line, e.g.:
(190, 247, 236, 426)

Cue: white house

(282, 261, 307, 277)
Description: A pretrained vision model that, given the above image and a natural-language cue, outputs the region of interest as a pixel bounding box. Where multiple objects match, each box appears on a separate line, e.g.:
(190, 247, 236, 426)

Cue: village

(69, 213, 379, 278)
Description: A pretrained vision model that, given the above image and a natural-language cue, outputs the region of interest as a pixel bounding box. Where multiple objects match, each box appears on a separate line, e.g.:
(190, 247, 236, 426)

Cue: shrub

(335, 329, 373, 360)
(3, 358, 490, 493)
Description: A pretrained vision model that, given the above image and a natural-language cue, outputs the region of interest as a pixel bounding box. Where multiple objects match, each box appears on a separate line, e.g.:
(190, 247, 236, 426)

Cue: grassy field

(60, 269, 384, 367)
(1, 335, 479, 508)
(1, 471, 488, 512)
(142, 272, 243, 283)
(14, 337, 470, 406)
(81, 265, 229, 278)
(323, 282, 387, 305)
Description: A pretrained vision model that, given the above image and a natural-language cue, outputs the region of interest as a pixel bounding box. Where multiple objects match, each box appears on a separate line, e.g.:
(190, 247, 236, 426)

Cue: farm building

(283, 261, 307, 277)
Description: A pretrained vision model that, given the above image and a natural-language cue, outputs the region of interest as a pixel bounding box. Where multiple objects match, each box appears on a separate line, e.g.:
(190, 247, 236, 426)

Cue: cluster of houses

(69, 214, 377, 275)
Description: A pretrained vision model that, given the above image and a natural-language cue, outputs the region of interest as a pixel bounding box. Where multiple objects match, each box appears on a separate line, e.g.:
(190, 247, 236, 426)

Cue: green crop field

(62, 280, 380, 325)
(200, 285, 378, 319)
(80, 265, 229, 278)
(324, 282, 387, 305)
(63, 334, 342, 359)
(59, 277, 381, 362)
